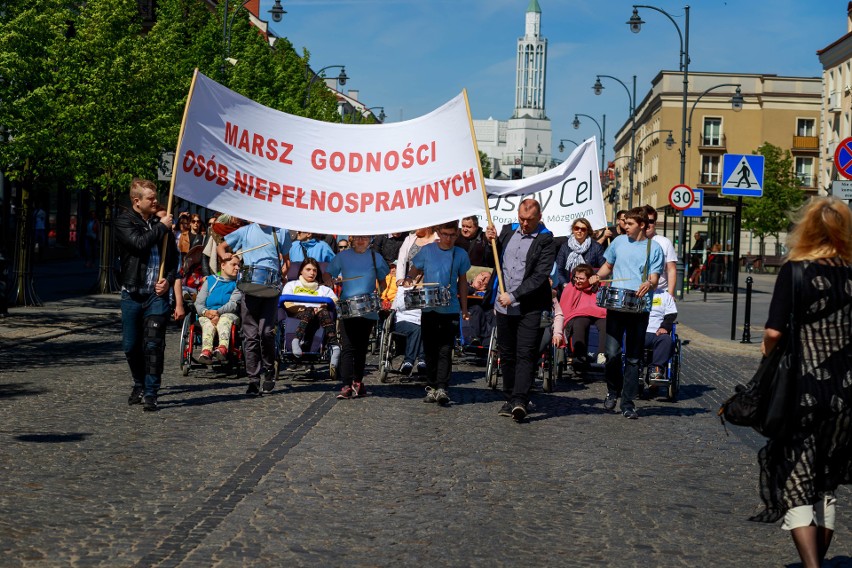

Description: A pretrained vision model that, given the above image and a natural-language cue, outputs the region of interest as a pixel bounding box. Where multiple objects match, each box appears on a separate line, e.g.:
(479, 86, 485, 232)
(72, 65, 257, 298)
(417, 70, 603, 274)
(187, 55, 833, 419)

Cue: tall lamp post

(633, 130, 675, 204)
(304, 65, 348, 106)
(221, 0, 256, 77)
(572, 113, 606, 181)
(628, 4, 689, 298)
(557, 139, 582, 152)
(593, 74, 636, 209)
(686, 84, 743, 145)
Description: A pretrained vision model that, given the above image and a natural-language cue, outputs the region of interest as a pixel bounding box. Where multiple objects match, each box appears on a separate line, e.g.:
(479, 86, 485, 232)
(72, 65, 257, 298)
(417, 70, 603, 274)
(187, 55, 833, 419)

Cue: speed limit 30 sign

(668, 184, 694, 211)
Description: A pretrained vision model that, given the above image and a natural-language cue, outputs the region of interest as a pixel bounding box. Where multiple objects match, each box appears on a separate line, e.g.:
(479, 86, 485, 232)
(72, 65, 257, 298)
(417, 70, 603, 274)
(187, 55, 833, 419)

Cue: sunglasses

(338, 245, 349, 249)
(647, 219, 656, 224)
(572, 226, 588, 232)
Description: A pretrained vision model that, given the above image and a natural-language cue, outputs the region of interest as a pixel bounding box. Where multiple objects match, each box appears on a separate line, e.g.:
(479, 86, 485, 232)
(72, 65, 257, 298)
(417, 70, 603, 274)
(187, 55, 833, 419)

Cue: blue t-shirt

(289, 239, 335, 263)
(224, 224, 290, 271)
(603, 235, 665, 291)
(327, 249, 390, 300)
(411, 244, 471, 314)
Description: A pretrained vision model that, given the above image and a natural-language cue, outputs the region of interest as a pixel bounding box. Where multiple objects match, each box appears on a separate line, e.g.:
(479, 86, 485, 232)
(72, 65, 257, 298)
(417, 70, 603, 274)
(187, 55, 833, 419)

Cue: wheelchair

(178, 301, 244, 377)
(376, 310, 412, 383)
(555, 320, 605, 384)
(639, 323, 688, 402)
(483, 310, 555, 393)
(274, 295, 336, 381)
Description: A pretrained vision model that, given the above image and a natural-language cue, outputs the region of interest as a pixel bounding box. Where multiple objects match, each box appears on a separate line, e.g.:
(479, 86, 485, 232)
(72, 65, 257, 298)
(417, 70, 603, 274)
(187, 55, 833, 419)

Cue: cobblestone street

(1, 307, 849, 567)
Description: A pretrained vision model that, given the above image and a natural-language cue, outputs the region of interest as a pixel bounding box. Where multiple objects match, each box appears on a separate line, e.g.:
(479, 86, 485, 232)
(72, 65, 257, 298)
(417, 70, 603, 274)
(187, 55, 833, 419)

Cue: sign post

(721, 153, 765, 341)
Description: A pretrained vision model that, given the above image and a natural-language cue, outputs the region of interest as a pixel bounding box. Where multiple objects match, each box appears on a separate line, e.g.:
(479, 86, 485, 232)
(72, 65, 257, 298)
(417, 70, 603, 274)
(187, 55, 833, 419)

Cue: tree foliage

(479, 151, 492, 179)
(741, 142, 806, 241)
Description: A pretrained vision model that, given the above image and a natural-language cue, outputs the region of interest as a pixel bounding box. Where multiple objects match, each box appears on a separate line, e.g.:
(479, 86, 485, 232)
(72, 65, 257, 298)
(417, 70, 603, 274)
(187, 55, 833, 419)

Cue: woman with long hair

(554, 217, 606, 289)
(752, 196, 852, 567)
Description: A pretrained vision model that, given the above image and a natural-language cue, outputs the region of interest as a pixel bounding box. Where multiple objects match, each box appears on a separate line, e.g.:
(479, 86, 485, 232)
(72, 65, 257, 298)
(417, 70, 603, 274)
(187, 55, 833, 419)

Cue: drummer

(401, 221, 471, 406)
(588, 206, 664, 420)
(218, 222, 291, 397)
(326, 235, 389, 399)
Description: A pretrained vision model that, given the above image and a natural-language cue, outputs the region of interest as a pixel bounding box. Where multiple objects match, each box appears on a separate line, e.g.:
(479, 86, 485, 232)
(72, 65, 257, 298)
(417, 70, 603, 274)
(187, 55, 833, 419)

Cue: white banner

(173, 72, 485, 234)
(484, 138, 607, 236)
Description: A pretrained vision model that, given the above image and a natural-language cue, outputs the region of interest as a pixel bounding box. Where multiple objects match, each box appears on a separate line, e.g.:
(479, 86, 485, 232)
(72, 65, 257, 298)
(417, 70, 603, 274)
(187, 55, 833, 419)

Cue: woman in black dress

(753, 197, 852, 567)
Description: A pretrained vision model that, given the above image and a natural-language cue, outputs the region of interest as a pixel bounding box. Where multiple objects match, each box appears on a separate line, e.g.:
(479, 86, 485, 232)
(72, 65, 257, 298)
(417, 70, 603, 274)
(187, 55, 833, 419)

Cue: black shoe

(261, 379, 275, 394)
(498, 402, 513, 417)
(246, 382, 261, 396)
(399, 362, 414, 376)
(128, 386, 144, 406)
(511, 402, 527, 422)
(603, 394, 618, 411)
(416, 361, 427, 374)
(142, 395, 158, 412)
(622, 407, 638, 420)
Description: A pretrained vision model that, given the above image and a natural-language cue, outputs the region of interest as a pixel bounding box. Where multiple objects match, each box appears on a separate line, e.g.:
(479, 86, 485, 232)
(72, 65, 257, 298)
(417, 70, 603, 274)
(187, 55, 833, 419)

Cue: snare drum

(403, 285, 452, 310)
(237, 265, 282, 298)
(595, 286, 652, 313)
(337, 293, 380, 319)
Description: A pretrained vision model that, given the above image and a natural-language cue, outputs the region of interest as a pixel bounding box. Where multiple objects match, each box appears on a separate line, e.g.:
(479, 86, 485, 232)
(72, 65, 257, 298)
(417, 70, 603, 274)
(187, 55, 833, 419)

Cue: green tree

(479, 150, 492, 179)
(741, 142, 806, 258)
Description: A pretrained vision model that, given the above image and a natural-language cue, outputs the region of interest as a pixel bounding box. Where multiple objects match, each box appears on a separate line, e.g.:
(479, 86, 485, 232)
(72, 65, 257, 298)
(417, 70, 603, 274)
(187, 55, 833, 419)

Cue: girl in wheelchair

(557, 264, 606, 368)
(195, 255, 243, 364)
(281, 258, 340, 367)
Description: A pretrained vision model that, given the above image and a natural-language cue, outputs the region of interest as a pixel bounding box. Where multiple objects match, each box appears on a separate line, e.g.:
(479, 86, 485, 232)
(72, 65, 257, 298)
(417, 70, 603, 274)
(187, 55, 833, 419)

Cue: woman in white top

(281, 258, 339, 364)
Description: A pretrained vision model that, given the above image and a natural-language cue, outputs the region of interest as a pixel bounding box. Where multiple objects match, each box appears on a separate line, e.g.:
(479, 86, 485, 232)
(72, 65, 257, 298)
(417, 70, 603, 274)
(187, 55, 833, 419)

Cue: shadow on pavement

(14, 432, 92, 443)
(0, 382, 48, 399)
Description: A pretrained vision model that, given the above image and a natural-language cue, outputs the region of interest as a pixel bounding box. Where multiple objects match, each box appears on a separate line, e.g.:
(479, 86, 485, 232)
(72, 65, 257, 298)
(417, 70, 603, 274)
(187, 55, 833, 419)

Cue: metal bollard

(740, 275, 753, 343)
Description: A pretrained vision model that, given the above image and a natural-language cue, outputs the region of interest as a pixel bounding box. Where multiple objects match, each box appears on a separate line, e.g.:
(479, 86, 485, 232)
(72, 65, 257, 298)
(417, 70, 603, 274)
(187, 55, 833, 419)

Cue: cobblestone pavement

(1, 321, 850, 567)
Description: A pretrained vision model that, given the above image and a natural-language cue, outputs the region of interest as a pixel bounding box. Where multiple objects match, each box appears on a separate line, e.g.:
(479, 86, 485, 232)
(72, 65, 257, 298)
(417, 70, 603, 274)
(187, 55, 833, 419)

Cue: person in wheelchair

(390, 286, 425, 377)
(644, 289, 677, 383)
(558, 264, 606, 367)
(462, 268, 495, 346)
(195, 255, 244, 365)
(281, 258, 341, 369)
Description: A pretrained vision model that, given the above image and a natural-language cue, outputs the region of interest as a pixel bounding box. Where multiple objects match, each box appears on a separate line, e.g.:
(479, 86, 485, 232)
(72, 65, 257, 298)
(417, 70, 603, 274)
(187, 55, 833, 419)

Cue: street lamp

(221, 0, 256, 77)
(304, 65, 349, 106)
(365, 106, 386, 122)
(634, 130, 676, 203)
(269, 0, 287, 22)
(686, 84, 743, 146)
(593, 74, 636, 208)
(573, 113, 606, 182)
(558, 139, 581, 153)
(629, 3, 689, 299)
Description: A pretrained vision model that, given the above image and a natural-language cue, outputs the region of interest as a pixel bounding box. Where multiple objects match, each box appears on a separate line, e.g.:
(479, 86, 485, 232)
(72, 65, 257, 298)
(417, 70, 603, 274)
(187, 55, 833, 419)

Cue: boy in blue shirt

(402, 221, 471, 405)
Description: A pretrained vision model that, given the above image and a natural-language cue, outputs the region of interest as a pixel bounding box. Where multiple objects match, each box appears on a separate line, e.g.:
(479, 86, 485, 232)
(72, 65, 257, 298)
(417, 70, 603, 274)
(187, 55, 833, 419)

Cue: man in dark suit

(485, 199, 555, 422)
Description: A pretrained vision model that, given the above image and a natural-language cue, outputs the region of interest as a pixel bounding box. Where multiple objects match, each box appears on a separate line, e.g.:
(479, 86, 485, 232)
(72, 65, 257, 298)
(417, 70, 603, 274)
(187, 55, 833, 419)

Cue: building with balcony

(610, 71, 822, 216)
(817, 2, 852, 190)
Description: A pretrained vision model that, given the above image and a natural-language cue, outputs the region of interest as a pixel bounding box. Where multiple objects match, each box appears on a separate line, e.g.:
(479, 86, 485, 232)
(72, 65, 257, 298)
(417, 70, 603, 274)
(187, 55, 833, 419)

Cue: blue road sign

(721, 154, 764, 197)
(683, 188, 703, 217)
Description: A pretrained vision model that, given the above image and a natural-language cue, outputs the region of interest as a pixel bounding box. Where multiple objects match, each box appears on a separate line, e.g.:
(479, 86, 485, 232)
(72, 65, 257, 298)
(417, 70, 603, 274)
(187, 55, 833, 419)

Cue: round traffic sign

(668, 184, 694, 210)
(834, 137, 852, 180)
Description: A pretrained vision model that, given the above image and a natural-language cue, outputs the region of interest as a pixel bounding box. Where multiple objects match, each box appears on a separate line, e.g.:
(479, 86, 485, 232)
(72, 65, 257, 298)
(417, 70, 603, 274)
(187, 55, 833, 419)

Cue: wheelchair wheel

(179, 315, 193, 376)
(542, 345, 556, 393)
(668, 338, 681, 401)
(485, 327, 499, 390)
(377, 314, 394, 383)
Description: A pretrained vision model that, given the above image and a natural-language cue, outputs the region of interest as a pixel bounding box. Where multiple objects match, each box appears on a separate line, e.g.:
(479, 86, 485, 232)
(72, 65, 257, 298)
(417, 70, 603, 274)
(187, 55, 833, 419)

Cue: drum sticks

(233, 243, 271, 256)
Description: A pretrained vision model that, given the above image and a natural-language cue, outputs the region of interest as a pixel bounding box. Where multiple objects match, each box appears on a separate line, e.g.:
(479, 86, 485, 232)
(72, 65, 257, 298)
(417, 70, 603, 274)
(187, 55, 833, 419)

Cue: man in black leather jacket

(114, 178, 176, 411)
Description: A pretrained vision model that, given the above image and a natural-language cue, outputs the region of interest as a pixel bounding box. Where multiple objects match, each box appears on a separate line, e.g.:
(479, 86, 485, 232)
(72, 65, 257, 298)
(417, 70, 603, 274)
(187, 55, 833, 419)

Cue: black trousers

(569, 316, 606, 359)
(338, 317, 375, 384)
(421, 311, 458, 389)
(241, 294, 279, 381)
(496, 310, 544, 405)
(603, 309, 650, 411)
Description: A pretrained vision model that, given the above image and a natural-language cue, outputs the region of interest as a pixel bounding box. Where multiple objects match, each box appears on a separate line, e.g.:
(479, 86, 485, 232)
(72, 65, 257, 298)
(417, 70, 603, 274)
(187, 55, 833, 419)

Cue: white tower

(514, 0, 546, 119)
(506, 0, 551, 177)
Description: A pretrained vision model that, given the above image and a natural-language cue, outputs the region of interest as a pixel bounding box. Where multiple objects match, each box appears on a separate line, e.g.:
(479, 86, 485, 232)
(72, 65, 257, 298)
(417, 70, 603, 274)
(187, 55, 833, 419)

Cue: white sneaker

(596, 353, 606, 365)
(329, 345, 341, 367)
(291, 338, 303, 357)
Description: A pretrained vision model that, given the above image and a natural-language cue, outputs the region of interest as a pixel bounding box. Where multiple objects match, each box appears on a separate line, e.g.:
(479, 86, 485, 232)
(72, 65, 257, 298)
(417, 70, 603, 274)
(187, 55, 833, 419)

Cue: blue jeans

(394, 320, 424, 364)
(121, 290, 171, 397)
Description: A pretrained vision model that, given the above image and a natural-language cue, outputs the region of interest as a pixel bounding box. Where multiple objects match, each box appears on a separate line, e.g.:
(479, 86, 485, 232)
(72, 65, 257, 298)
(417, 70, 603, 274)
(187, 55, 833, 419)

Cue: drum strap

(272, 230, 283, 275)
(642, 237, 652, 282)
(371, 250, 387, 294)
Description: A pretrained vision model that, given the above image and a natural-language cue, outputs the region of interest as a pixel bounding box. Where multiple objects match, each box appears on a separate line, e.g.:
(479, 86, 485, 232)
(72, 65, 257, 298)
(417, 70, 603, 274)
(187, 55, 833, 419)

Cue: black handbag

(718, 262, 802, 439)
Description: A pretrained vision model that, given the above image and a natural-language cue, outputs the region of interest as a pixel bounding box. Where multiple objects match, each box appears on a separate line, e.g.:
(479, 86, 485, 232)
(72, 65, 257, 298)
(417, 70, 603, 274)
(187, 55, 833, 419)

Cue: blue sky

(260, 0, 843, 160)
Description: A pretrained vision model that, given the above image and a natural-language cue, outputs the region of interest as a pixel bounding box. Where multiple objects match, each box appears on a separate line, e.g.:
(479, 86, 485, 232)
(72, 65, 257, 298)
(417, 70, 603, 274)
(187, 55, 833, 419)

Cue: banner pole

(461, 89, 505, 295)
(159, 68, 200, 280)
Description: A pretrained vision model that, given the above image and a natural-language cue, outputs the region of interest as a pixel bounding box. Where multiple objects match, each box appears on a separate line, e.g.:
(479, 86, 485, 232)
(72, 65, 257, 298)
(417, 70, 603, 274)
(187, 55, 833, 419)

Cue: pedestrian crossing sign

(721, 154, 764, 197)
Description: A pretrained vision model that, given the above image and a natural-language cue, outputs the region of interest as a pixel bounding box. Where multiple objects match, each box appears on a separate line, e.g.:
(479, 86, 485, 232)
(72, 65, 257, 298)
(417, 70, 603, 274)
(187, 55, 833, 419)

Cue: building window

(795, 157, 814, 187)
(701, 155, 720, 184)
(702, 117, 722, 146)
(797, 118, 815, 137)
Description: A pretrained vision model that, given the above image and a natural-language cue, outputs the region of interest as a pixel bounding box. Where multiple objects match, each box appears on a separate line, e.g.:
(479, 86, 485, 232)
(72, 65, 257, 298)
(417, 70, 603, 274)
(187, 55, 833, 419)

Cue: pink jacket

(558, 283, 606, 330)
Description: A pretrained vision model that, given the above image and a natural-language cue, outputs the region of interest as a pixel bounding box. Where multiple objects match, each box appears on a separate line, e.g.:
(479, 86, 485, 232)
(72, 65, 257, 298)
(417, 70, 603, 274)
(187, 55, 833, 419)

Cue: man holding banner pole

(485, 199, 556, 422)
